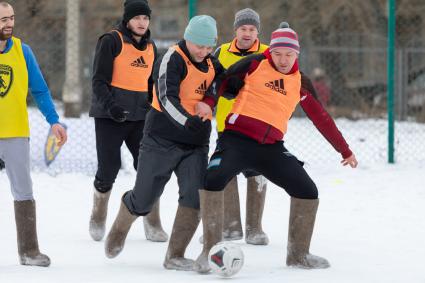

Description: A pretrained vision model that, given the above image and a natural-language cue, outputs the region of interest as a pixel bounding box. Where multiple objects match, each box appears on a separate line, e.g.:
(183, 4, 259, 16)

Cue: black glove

(184, 115, 204, 132)
(226, 75, 245, 95)
(108, 105, 129, 122)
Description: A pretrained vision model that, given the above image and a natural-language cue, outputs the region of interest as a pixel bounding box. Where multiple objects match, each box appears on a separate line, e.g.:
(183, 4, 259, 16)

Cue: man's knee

(12, 192, 34, 201)
(204, 171, 230, 192)
(122, 191, 153, 216)
(93, 177, 113, 193)
(288, 180, 318, 199)
(179, 195, 200, 210)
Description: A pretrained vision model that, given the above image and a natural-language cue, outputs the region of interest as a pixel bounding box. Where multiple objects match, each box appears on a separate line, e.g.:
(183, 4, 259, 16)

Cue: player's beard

(131, 28, 146, 38)
(0, 27, 13, 41)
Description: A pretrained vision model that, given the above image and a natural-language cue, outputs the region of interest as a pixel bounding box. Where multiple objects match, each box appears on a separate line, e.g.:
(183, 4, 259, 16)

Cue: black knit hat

(123, 0, 151, 23)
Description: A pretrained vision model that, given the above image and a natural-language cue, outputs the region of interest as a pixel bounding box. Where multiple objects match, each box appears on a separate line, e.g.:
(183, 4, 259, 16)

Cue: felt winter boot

(143, 199, 168, 242)
(105, 199, 137, 258)
(194, 190, 224, 274)
(245, 176, 269, 245)
(89, 189, 111, 241)
(163, 205, 200, 271)
(222, 177, 243, 240)
(286, 197, 330, 269)
(14, 200, 51, 267)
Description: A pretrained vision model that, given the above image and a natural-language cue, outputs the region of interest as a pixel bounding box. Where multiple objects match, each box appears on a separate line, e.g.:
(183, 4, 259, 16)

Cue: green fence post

(387, 0, 395, 163)
(188, 0, 197, 20)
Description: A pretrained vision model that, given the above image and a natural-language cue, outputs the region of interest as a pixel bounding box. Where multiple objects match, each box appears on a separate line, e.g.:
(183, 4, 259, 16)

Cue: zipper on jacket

(261, 125, 271, 144)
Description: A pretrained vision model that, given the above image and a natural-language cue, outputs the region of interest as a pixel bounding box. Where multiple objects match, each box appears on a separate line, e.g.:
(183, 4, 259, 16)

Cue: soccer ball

(208, 241, 244, 277)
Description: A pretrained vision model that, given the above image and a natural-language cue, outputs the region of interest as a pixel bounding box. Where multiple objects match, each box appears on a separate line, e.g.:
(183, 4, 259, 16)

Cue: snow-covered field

(1, 162, 424, 282)
(1, 111, 425, 282)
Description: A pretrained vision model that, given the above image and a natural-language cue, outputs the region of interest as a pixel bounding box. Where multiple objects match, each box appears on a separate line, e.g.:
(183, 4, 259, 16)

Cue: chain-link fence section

(4, 0, 425, 174)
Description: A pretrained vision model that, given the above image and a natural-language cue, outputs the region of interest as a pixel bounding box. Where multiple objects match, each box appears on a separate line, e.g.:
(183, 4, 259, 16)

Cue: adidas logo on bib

(195, 80, 208, 95)
(131, 56, 148, 68)
(265, 79, 286, 95)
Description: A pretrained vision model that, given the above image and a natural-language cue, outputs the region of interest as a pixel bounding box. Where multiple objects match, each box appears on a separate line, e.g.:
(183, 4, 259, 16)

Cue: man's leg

(222, 170, 269, 245)
(245, 171, 269, 245)
(90, 118, 125, 241)
(222, 176, 243, 240)
(164, 146, 207, 271)
(1, 138, 50, 267)
(124, 122, 167, 242)
(195, 135, 245, 273)
(258, 145, 329, 269)
(105, 134, 180, 258)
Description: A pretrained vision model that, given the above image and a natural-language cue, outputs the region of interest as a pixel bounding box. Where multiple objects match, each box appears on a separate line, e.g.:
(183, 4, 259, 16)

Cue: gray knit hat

(234, 8, 260, 31)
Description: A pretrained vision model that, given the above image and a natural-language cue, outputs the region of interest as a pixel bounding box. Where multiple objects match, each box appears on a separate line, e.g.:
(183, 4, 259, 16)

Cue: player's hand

(195, 101, 212, 122)
(109, 105, 129, 122)
(51, 123, 67, 147)
(341, 154, 358, 168)
(185, 115, 205, 132)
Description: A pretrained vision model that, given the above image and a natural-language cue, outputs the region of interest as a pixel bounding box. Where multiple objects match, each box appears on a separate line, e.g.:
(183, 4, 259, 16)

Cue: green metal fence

(3, 0, 425, 174)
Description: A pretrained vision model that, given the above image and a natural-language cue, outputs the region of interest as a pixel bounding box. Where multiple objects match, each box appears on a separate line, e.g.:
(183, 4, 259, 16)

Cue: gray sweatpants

(0, 138, 33, 201)
(123, 133, 208, 216)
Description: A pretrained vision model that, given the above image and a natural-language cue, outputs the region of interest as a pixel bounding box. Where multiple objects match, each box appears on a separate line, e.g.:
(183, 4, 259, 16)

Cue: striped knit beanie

(269, 22, 300, 53)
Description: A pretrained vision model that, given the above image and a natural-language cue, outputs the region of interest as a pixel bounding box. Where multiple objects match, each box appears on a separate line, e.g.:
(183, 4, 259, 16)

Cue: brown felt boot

(89, 189, 111, 241)
(163, 205, 200, 271)
(245, 176, 269, 245)
(14, 200, 51, 267)
(286, 197, 330, 269)
(194, 190, 224, 274)
(198, 177, 241, 244)
(143, 199, 168, 242)
(222, 177, 243, 240)
(105, 199, 137, 258)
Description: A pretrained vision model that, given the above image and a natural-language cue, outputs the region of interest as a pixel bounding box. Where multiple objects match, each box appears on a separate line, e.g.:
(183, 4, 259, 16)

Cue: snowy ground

(1, 110, 425, 282)
(1, 159, 425, 282)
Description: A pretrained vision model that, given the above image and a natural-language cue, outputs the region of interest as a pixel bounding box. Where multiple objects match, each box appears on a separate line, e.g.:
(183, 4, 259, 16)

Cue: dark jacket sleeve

(202, 56, 226, 109)
(219, 54, 264, 99)
(147, 41, 157, 103)
(154, 48, 192, 128)
(213, 46, 222, 58)
(91, 32, 121, 110)
(300, 73, 353, 159)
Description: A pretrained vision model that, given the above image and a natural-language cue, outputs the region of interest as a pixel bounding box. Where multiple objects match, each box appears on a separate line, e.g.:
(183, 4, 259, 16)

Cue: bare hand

(195, 102, 212, 122)
(341, 154, 358, 168)
(51, 123, 67, 147)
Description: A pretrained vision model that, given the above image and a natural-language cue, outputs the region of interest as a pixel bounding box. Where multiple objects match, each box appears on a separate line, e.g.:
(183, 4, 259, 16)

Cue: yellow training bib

(215, 39, 268, 132)
(0, 37, 30, 138)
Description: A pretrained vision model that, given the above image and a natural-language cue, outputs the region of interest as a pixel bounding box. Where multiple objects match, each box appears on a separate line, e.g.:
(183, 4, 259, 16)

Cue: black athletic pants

(94, 118, 145, 192)
(204, 131, 318, 199)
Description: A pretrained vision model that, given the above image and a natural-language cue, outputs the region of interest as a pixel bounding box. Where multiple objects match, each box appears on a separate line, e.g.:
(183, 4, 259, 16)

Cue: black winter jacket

(89, 22, 157, 121)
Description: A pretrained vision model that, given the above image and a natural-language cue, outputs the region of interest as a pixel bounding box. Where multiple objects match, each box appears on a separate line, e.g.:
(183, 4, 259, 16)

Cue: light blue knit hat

(184, 15, 218, 47)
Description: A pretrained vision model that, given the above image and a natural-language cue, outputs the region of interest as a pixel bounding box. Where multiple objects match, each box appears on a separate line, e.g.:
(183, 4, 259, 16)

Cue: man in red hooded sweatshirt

(195, 22, 358, 273)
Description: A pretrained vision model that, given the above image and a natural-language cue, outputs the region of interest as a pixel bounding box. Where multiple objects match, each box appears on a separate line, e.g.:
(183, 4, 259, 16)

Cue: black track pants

(204, 131, 318, 199)
(94, 118, 145, 192)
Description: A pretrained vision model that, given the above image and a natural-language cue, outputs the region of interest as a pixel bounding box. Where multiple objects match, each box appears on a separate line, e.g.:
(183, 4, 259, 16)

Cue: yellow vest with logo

(0, 37, 30, 138)
(215, 39, 268, 132)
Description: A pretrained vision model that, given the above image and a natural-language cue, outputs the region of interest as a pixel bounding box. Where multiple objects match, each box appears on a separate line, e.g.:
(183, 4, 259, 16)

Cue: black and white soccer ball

(208, 241, 244, 277)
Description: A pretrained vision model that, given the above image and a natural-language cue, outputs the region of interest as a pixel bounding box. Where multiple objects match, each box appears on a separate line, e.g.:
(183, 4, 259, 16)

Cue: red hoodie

(220, 48, 352, 159)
